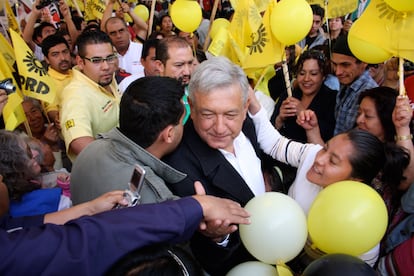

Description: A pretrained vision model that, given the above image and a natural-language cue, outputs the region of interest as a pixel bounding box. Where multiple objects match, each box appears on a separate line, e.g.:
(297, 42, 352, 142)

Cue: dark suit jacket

(163, 117, 264, 275)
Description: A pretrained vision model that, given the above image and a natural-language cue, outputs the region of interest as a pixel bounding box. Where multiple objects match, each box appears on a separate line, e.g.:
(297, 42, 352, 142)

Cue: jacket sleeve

(0, 197, 202, 275)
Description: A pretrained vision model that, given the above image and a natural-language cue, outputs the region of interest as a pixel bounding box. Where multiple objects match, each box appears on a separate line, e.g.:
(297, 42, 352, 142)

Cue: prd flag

(229, 0, 262, 56)
(242, 1, 284, 69)
(0, 53, 25, 131)
(4, 0, 22, 35)
(9, 29, 56, 104)
(84, 0, 106, 20)
(306, 0, 358, 18)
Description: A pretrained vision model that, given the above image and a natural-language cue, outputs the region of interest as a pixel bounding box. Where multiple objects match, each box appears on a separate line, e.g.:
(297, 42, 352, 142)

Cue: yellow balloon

(384, 0, 414, 12)
(170, 1, 202, 33)
(210, 18, 230, 39)
(227, 261, 278, 276)
(133, 5, 149, 22)
(239, 192, 308, 264)
(270, 0, 313, 45)
(348, 19, 393, 64)
(308, 181, 388, 256)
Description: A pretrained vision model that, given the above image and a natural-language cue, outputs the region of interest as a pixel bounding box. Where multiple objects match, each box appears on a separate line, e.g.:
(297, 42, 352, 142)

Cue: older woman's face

(22, 101, 45, 135)
(306, 134, 355, 187)
(356, 97, 385, 141)
(20, 140, 42, 176)
(296, 59, 324, 97)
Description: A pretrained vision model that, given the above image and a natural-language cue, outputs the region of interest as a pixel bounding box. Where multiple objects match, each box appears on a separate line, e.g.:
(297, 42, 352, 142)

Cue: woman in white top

(248, 90, 409, 268)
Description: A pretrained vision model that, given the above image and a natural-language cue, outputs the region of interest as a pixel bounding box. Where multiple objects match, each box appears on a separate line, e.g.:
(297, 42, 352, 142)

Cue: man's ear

(76, 55, 85, 70)
(160, 125, 175, 144)
(155, 60, 165, 75)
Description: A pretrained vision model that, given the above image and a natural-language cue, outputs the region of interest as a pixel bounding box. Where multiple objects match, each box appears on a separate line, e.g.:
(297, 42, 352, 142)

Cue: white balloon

(239, 192, 307, 264)
(226, 261, 278, 276)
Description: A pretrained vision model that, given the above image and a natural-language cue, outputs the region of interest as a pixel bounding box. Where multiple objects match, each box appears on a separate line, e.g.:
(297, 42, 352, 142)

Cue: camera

(36, 0, 59, 9)
(0, 79, 16, 95)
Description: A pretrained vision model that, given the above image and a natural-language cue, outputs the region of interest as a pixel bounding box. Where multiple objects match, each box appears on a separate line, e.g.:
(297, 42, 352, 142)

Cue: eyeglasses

(82, 54, 118, 65)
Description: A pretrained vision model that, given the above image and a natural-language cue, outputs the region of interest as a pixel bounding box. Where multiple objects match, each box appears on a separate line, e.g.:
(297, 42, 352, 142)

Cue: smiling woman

(271, 49, 337, 144)
(248, 102, 409, 269)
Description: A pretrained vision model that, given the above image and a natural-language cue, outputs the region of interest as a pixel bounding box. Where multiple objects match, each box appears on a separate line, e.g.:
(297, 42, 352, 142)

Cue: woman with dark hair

(271, 49, 337, 143)
(248, 92, 410, 268)
(158, 15, 176, 37)
(0, 130, 72, 217)
(267, 49, 338, 190)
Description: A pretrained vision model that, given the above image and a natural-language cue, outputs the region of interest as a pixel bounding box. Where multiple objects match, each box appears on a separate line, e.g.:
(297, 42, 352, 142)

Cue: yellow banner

(0, 53, 25, 131)
(307, 0, 358, 18)
(0, 32, 16, 70)
(5, 0, 22, 35)
(9, 29, 56, 104)
(352, 0, 414, 62)
(242, 1, 284, 69)
(229, 0, 262, 51)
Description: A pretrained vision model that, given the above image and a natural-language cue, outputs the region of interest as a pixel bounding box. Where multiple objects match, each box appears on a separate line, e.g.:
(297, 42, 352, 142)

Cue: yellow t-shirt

(60, 67, 121, 161)
(43, 68, 73, 114)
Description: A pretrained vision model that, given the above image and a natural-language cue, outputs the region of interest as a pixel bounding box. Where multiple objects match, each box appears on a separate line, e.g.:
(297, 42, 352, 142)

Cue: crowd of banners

(0, 29, 57, 130)
(209, 0, 284, 96)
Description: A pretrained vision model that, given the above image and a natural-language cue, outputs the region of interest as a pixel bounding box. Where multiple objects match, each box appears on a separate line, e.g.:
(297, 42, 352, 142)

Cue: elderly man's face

(158, 46, 193, 86)
(190, 83, 248, 153)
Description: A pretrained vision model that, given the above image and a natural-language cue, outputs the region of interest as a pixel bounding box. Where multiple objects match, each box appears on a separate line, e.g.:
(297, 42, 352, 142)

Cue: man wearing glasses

(60, 30, 121, 161)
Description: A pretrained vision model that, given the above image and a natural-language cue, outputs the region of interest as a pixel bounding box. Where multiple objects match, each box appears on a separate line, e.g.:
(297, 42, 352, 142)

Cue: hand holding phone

(115, 164, 146, 208)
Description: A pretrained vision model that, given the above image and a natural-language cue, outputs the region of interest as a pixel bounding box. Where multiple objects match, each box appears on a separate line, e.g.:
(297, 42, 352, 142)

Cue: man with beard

(41, 34, 74, 127)
(155, 36, 194, 124)
(60, 30, 121, 161)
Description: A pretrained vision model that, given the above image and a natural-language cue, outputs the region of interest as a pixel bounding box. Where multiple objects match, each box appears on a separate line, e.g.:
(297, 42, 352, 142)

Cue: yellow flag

(307, 0, 358, 18)
(9, 29, 56, 104)
(208, 28, 242, 66)
(352, 0, 414, 62)
(245, 65, 276, 96)
(242, 1, 284, 69)
(0, 53, 26, 131)
(0, 32, 15, 70)
(229, 0, 262, 51)
(4, 0, 22, 35)
(84, 0, 106, 20)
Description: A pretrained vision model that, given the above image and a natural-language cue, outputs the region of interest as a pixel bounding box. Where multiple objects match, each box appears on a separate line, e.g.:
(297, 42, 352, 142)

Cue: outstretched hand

(192, 181, 250, 241)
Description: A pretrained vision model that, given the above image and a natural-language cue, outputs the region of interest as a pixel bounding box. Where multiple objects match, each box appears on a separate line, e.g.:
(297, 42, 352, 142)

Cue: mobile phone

(128, 164, 146, 200)
(115, 165, 146, 209)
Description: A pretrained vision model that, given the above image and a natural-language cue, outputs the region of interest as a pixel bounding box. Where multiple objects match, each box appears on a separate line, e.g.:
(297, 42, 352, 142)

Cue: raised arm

(123, 2, 148, 40)
(22, 0, 42, 51)
(58, 0, 79, 50)
(296, 109, 324, 145)
(392, 95, 414, 190)
(101, 0, 117, 32)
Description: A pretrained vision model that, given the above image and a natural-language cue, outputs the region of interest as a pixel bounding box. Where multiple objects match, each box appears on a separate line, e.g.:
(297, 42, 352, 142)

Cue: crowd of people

(1, 0, 414, 275)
